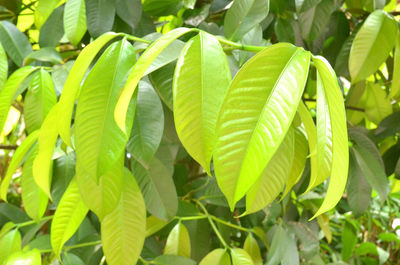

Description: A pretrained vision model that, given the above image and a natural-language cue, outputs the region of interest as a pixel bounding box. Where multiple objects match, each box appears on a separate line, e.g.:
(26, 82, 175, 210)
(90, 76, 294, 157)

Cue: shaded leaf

(0, 21, 32, 66)
(64, 0, 87, 46)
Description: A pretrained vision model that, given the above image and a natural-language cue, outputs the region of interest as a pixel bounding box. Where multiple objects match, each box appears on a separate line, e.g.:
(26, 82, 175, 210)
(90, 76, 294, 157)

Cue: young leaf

(199, 249, 231, 265)
(127, 81, 164, 168)
(214, 43, 310, 209)
(115, 27, 198, 133)
(64, 0, 87, 46)
(0, 43, 8, 89)
(101, 169, 146, 265)
(173, 31, 231, 174)
(0, 66, 37, 134)
(4, 249, 41, 265)
(35, 0, 62, 29)
(223, 0, 269, 41)
(230, 248, 254, 265)
(164, 222, 191, 258)
(0, 21, 32, 66)
(24, 69, 57, 133)
(58, 32, 121, 146)
(349, 10, 398, 83)
(0, 229, 21, 264)
(21, 146, 48, 223)
(51, 178, 89, 257)
(245, 128, 295, 214)
(244, 234, 262, 265)
(75, 39, 136, 179)
(311, 56, 349, 217)
(0, 130, 39, 201)
(364, 82, 392, 124)
(390, 34, 400, 99)
(86, 0, 115, 38)
(341, 221, 357, 261)
(33, 105, 59, 199)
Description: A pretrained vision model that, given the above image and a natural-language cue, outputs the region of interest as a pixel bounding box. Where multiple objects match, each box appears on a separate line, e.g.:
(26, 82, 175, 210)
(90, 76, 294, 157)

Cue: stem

(0, 145, 18, 150)
(211, 216, 251, 232)
(178, 215, 208, 221)
(15, 215, 53, 228)
(124, 34, 152, 44)
(40, 240, 102, 253)
(216, 36, 266, 52)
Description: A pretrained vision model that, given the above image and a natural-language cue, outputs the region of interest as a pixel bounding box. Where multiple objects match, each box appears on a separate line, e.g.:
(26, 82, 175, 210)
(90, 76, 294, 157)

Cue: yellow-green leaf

(364, 82, 392, 124)
(230, 248, 254, 265)
(199, 249, 231, 265)
(244, 234, 262, 265)
(0, 229, 21, 264)
(164, 222, 191, 258)
(0, 43, 8, 89)
(4, 249, 41, 265)
(35, 0, 62, 29)
(64, 0, 87, 46)
(390, 33, 400, 100)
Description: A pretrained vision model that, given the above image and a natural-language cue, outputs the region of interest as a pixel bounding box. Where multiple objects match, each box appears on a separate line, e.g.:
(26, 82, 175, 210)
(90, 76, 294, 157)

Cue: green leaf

(101, 169, 146, 265)
(146, 216, 168, 237)
(230, 248, 254, 265)
(115, 0, 142, 28)
(21, 146, 48, 222)
(364, 82, 392, 124)
(149, 62, 174, 110)
(128, 81, 164, 168)
(86, 0, 115, 38)
(115, 28, 198, 133)
(75, 39, 135, 179)
(274, 18, 295, 44)
(0, 66, 37, 134)
(4, 249, 41, 265)
(173, 31, 230, 173)
(352, 145, 389, 202)
(24, 69, 57, 133)
(142, 0, 182, 16)
(0, 130, 39, 201)
(23, 47, 63, 65)
(245, 128, 295, 214)
(58, 32, 121, 146)
(341, 221, 357, 261)
(64, 0, 87, 46)
(33, 105, 59, 199)
(0, 229, 21, 264)
(164, 222, 191, 258)
(244, 234, 262, 265)
(311, 56, 349, 217)
(62, 253, 85, 265)
(223, 0, 269, 41)
(35, 0, 61, 29)
(265, 226, 288, 265)
(347, 148, 371, 216)
(345, 82, 366, 125)
(214, 43, 310, 209)
(390, 33, 400, 99)
(51, 153, 75, 205)
(199, 249, 231, 265)
(153, 255, 196, 265)
(0, 43, 8, 89)
(0, 21, 32, 66)
(51, 178, 88, 257)
(76, 157, 123, 220)
(349, 10, 398, 83)
(39, 5, 65, 48)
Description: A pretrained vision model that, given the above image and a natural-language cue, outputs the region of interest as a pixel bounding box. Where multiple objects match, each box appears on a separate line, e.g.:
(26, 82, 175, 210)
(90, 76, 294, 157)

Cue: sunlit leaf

(199, 249, 231, 265)
(64, 0, 87, 46)
(231, 248, 254, 265)
(164, 222, 191, 258)
(0, 229, 21, 264)
(244, 234, 262, 265)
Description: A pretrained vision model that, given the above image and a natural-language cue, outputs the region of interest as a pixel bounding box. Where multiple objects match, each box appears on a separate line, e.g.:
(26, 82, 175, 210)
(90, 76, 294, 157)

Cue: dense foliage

(0, 0, 399, 264)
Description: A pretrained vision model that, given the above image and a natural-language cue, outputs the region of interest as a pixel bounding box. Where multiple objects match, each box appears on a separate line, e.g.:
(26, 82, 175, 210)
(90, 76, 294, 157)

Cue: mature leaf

(64, 0, 87, 46)
(349, 10, 398, 83)
(115, 27, 197, 132)
(245, 128, 295, 214)
(0, 43, 8, 89)
(265, 226, 288, 265)
(164, 222, 191, 258)
(345, 82, 366, 125)
(115, 0, 142, 29)
(142, 0, 182, 16)
(244, 234, 262, 265)
(364, 82, 392, 124)
(0, 229, 21, 264)
(341, 221, 357, 261)
(23, 47, 63, 65)
(128, 81, 164, 167)
(149, 62, 174, 110)
(24, 69, 57, 133)
(4, 249, 41, 265)
(58, 32, 121, 146)
(375, 111, 400, 140)
(0, 21, 32, 66)
(75, 39, 135, 179)
(199, 249, 231, 265)
(33, 105, 59, 199)
(153, 255, 196, 265)
(274, 18, 295, 44)
(0, 130, 39, 201)
(146, 216, 168, 237)
(0, 66, 37, 134)
(39, 5, 64, 48)
(224, 0, 269, 41)
(311, 56, 349, 217)
(101, 169, 146, 265)
(214, 43, 310, 209)
(35, 0, 62, 29)
(51, 178, 88, 257)
(21, 146, 48, 222)
(51, 153, 75, 205)
(231, 248, 254, 265)
(349, 127, 383, 168)
(86, 0, 115, 38)
(390, 34, 400, 99)
(174, 31, 230, 173)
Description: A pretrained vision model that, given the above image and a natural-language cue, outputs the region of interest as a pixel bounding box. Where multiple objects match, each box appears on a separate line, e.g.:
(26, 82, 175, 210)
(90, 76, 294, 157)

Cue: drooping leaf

(86, 0, 115, 38)
(0, 43, 8, 89)
(127, 81, 164, 168)
(0, 21, 32, 66)
(24, 69, 57, 133)
(349, 127, 384, 168)
(51, 178, 88, 257)
(311, 56, 349, 217)
(23, 47, 63, 65)
(0, 66, 37, 134)
(64, 0, 87, 46)
(75, 39, 136, 179)
(341, 221, 357, 261)
(51, 153, 75, 206)
(58, 32, 121, 146)
(101, 169, 146, 265)
(214, 43, 310, 209)
(39, 5, 65, 48)
(245, 128, 295, 214)
(35, 0, 62, 29)
(4, 249, 41, 265)
(142, 0, 182, 16)
(274, 18, 295, 44)
(115, 0, 142, 28)
(164, 222, 191, 258)
(230, 248, 254, 265)
(199, 249, 231, 265)
(21, 146, 48, 223)
(223, 0, 269, 41)
(0, 130, 39, 201)
(390, 34, 400, 99)
(173, 31, 231, 174)
(349, 10, 398, 83)
(153, 255, 197, 265)
(115, 27, 197, 132)
(364, 82, 392, 124)
(0, 229, 21, 264)
(146, 216, 168, 237)
(149, 62, 174, 110)
(345, 82, 366, 125)
(244, 234, 262, 265)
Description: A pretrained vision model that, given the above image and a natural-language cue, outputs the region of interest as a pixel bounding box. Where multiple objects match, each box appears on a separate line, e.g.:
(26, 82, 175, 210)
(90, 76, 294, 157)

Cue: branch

(303, 98, 364, 112)
(0, 145, 18, 150)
